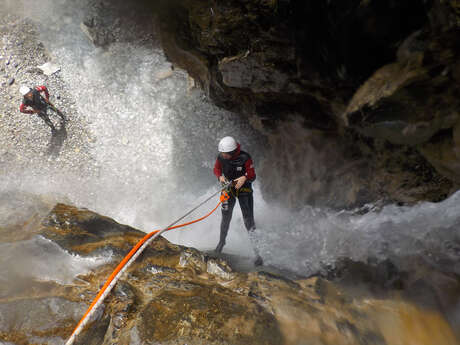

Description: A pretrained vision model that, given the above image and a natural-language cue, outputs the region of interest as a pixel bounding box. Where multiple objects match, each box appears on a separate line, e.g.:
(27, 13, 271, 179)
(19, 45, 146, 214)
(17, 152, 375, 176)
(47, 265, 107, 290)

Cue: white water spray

(1, 0, 459, 281)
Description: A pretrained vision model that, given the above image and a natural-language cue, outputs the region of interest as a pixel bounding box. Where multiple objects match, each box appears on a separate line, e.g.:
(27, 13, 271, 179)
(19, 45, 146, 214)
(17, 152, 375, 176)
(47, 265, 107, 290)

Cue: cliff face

(151, 0, 460, 207)
(156, 0, 429, 126)
(0, 196, 458, 345)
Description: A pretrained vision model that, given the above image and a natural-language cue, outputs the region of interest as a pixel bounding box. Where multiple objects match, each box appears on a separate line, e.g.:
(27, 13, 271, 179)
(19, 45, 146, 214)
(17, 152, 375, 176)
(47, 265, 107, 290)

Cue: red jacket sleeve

(19, 103, 34, 114)
(36, 86, 49, 101)
(213, 159, 222, 179)
(245, 159, 256, 182)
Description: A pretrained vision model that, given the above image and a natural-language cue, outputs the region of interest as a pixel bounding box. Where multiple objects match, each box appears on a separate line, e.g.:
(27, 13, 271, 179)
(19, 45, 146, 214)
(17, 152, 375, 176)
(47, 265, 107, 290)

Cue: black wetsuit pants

(37, 109, 56, 131)
(219, 192, 255, 245)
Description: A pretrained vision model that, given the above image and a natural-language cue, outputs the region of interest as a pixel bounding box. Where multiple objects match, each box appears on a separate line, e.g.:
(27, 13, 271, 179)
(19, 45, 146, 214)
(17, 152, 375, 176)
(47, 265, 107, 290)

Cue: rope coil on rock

(65, 184, 231, 345)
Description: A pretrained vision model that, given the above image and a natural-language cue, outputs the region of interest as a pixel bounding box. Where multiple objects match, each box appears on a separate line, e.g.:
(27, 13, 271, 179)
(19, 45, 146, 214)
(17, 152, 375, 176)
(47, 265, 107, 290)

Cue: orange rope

(68, 192, 229, 340)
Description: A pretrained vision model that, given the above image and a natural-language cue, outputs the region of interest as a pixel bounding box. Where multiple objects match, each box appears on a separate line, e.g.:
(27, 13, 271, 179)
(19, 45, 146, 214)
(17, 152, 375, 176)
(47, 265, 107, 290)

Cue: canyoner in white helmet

(218, 136, 238, 153)
(213, 136, 263, 266)
(19, 85, 32, 96)
(19, 84, 66, 133)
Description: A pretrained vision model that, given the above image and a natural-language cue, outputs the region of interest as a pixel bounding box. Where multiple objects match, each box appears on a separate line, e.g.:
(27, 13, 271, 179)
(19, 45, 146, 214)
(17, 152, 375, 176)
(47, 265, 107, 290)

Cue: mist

(1, 0, 266, 258)
(1, 0, 459, 279)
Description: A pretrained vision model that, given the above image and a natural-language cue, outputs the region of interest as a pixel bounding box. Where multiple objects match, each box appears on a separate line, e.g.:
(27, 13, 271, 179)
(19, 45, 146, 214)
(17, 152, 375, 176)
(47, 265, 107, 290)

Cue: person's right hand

(219, 176, 227, 184)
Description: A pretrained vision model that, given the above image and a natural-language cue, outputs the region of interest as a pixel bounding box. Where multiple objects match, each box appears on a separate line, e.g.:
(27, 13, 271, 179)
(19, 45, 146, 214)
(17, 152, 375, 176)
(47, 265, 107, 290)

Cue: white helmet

(19, 85, 31, 96)
(218, 136, 237, 153)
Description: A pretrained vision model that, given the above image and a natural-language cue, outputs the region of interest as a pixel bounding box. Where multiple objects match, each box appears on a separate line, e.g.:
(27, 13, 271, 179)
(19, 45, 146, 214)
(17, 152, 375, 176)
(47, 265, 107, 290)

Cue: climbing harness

(65, 183, 232, 345)
(228, 186, 253, 198)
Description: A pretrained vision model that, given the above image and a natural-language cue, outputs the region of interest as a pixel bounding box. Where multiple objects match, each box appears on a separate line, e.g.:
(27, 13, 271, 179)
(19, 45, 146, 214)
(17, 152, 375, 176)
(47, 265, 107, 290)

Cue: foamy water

(0, 235, 111, 285)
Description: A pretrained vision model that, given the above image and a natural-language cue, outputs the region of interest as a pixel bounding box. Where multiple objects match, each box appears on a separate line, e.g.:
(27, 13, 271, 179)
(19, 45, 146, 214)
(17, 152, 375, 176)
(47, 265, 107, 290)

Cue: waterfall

(1, 0, 459, 279)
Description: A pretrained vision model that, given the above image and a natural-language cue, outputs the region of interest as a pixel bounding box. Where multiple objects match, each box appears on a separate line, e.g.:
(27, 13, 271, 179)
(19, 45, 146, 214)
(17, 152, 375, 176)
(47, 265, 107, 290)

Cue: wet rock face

(154, 0, 430, 127)
(0, 198, 459, 344)
(258, 123, 452, 209)
(344, 21, 460, 182)
(151, 0, 460, 206)
(0, 200, 284, 345)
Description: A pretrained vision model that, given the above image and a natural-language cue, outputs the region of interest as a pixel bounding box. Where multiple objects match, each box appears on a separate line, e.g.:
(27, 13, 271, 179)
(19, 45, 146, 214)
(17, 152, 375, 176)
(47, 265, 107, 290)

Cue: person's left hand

(234, 176, 247, 190)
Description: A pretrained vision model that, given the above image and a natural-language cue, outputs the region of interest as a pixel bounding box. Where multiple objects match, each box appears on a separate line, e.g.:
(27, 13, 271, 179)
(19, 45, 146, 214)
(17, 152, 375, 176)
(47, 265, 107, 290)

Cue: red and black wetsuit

(19, 86, 55, 130)
(19, 86, 50, 114)
(213, 143, 256, 191)
(213, 144, 256, 250)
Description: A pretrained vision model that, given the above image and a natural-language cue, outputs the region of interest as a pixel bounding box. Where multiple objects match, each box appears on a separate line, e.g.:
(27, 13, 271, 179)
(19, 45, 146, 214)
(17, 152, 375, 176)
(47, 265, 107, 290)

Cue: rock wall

(150, 0, 460, 207)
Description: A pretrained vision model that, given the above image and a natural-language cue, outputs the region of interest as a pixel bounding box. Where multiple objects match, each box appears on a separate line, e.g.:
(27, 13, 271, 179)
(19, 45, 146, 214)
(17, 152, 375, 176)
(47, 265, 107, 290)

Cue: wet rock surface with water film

(0, 195, 459, 345)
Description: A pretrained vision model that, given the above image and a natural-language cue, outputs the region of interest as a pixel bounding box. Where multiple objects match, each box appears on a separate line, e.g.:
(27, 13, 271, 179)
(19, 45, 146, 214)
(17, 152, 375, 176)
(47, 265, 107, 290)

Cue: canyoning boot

(215, 241, 225, 254)
(254, 255, 263, 267)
